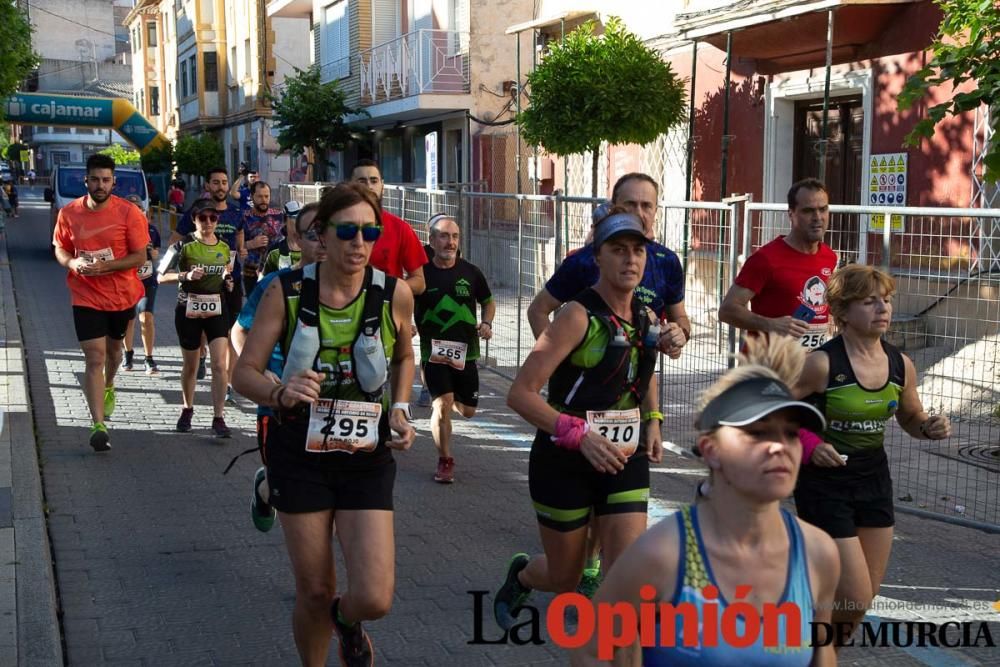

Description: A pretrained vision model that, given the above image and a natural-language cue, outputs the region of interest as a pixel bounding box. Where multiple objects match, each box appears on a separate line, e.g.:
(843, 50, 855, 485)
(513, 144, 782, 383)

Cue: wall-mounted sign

(868, 152, 907, 232)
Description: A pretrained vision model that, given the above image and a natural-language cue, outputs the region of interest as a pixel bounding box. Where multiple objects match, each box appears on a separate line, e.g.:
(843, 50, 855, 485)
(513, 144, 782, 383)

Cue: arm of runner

(896, 354, 951, 440)
(799, 521, 841, 667)
(789, 351, 843, 467)
(719, 284, 810, 338)
(658, 301, 690, 359)
(403, 265, 425, 297)
(526, 288, 563, 339)
(387, 280, 417, 450)
(642, 371, 663, 463)
(570, 520, 679, 666)
(90, 247, 147, 274)
(477, 298, 496, 340)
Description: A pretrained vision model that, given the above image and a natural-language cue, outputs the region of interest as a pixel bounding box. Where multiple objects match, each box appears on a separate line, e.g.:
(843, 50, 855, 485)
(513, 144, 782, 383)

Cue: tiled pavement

(3, 190, 999, 666)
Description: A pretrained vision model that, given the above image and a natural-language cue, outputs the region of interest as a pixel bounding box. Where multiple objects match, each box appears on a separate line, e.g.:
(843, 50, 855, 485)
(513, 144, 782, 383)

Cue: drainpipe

(819, 8, 834, 184)
(719, 32, 732, 200)
(683, 39, 698, 272)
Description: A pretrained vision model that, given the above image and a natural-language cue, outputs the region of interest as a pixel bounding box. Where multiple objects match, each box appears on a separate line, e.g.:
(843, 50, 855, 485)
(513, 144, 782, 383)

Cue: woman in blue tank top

(572, 335, 841, 666)
(791, 265, 951, 646)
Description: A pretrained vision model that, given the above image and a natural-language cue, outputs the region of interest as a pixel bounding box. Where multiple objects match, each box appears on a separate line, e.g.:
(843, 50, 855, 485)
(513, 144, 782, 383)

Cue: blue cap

(592, 212, 646, 249)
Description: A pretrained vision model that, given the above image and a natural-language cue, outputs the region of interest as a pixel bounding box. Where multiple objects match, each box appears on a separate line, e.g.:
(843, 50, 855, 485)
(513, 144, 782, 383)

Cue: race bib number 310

(587, 408, 641, 457)
(306, 399, 381, 453)
(430, 339, 468, 370)
(185, 293, 222, 319)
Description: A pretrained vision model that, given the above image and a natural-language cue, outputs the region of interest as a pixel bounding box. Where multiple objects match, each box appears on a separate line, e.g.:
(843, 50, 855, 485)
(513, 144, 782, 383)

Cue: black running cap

(694, 377, 826, 434)
(592, 212, 646, 249)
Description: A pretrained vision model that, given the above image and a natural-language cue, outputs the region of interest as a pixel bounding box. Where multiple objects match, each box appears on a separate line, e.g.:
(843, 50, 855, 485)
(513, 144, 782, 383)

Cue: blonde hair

(695, 334, 807, 416)
(827, 264, 896, 328)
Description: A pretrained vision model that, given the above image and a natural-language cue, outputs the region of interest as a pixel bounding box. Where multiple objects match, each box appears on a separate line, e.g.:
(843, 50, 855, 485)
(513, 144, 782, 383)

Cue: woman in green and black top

(232, 183, 416, 667)
(157, 198, 234, 438)
(792, 264, 950, 643)
(494, 209, 664, 633)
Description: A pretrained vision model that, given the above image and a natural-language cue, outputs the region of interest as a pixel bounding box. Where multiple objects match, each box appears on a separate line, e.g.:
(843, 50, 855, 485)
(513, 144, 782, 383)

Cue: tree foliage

(173, 134, 225, 177)
(140, 143, 174, 174)
(0, 3, 39, 102)
(4, 143, 27, 163)
(898, 0, 1000, 181)
(266, 65, 367, 181)
(98, 144, 141, 166)
(518, 16, 687, 196)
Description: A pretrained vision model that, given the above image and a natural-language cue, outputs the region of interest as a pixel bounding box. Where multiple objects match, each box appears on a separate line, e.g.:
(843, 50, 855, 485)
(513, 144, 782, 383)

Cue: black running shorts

(528, 430, 649, 532)
(794, 448, 895, 539)
(267, 458, 396, 513)
(73, 305, 135, 342)
(423, 360, 480, 408)
(174, 304, 230, 350)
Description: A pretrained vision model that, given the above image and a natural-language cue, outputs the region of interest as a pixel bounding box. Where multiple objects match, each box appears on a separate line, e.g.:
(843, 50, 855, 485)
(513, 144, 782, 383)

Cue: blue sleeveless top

(643, 505, 814, 666)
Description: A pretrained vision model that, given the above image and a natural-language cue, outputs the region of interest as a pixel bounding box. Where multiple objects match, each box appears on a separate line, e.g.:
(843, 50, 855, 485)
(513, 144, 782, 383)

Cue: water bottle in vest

(282, 264, 321, 383)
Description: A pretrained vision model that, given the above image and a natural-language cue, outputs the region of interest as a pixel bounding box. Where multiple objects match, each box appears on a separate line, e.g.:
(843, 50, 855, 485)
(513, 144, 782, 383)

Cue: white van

(44, 164, 149, 238)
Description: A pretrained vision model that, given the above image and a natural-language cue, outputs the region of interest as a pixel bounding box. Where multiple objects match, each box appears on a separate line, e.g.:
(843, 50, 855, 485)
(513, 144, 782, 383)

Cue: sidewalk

(3, 189, 999, 666)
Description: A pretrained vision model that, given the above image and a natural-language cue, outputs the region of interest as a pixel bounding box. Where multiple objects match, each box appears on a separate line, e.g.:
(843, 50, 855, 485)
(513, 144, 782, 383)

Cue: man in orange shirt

(53, 154, 150, 452)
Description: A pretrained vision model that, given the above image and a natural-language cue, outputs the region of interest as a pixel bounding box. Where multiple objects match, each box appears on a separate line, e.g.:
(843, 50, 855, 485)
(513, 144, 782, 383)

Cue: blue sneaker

(494, 553, 532, 631)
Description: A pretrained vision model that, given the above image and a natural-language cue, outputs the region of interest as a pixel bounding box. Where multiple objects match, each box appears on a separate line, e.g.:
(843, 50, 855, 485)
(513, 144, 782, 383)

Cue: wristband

(272, 385, 287, 409)
(552, 413, 589, 451)
(481, 321, 492, 328)
(642, 411, 664, 423)
(799, 428, 823, 464)
(391, 402, 412, 420)
(919, 419, 932, 438)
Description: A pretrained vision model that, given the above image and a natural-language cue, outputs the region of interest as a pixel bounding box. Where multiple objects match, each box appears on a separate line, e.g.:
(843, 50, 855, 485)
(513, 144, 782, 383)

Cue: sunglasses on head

(195, 212, 219, 223)
(331, 222, 382, 242)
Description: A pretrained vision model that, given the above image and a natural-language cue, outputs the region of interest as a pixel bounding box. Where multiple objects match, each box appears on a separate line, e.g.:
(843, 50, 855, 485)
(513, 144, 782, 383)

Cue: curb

(0, 234, 64, 665)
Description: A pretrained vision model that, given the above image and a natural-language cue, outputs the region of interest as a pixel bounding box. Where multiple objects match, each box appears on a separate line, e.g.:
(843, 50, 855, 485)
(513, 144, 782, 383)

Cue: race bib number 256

(800, 327, 829, 349)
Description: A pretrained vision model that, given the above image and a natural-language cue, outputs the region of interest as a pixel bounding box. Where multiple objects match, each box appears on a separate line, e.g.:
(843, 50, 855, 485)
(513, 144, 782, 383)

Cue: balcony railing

(359, 29, 470, 105)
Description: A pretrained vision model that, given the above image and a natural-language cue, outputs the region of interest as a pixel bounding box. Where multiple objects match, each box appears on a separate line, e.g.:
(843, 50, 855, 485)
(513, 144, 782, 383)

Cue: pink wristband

(552, 413, 589, 451)
(799, 428, 823, 465)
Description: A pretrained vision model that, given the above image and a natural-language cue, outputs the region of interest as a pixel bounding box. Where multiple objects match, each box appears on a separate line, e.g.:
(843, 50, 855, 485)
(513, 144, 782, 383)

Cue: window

(322, 0, 350, 80)
(204, 52, 218, 91)
(189, 55, 198, 95)
(147, 22, 157, 47)
(150, 86, 160, 115)
(180, 60, 188, 98)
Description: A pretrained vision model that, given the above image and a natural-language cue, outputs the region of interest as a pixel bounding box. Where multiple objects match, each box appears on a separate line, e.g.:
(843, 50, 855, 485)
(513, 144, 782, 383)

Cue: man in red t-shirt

(719, 178, 838, 349)
(350, 160, 427, 295)
(53, 154, 150, 452)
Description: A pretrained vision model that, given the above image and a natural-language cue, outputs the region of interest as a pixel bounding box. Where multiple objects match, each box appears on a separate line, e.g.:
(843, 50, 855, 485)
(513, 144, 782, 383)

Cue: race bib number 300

(800, 326, 829, 349)
(185, 293, 222, 319)
(306, 399, 381, 453)
(430, 339, 468, 370)
(587, 408, 641, 457)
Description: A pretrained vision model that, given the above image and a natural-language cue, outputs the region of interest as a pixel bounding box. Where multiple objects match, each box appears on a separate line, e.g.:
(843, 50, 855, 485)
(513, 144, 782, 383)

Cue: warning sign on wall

(868, 152, 907, 232)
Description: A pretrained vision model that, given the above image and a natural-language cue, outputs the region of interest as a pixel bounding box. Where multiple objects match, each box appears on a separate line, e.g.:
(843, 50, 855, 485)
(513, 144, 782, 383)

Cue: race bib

(137, 261, 153, 280)
(278, 255, 292, 269)
(306, 399, 381, 453)
(586, 408, 641, 457)
(185, 293, 222, 319)
(80, 247, 115, 264)
(430, 339, 468, 370)
(799, 326, 829, 349)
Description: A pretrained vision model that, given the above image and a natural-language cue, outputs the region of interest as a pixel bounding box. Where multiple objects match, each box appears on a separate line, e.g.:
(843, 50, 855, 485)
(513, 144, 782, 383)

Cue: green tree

(898, 0, 1000, 181)
(174, 134, 224, 177)
(141, 143, 174, 174)
(4, 142, 27, 163)
(267, 65, 368, 181)
(98, 144, 141, 166)
(518, 17, 687, 197)
(0, 3, 39, 101)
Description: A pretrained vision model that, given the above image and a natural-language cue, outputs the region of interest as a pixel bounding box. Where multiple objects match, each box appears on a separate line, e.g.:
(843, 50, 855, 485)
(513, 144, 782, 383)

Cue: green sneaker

(494, 553, 532, 631)
(250, 466, 276, 532)
(103, 386, 116, 419)
(89, 423, 111, 452)
(577, 564, 602, 598)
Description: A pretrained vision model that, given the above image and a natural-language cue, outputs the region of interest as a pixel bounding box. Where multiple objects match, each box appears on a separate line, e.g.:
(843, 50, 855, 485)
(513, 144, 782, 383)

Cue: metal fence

(277, 181, 1000, 529)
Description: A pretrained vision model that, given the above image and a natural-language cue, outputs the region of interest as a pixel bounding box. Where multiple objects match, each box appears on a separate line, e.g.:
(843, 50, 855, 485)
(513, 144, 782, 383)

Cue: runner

(791, 265, 950, 644)
(232, 201, 324, 532)
(232, 182, 416, 667)
(171, 167, 244, 398)
(350, 159, 427, 295)
(121, 194, 162, 375)
(414, 213, 494, 483)
(259, 201, 304, 277)
(494, 211, 663, 631)
(158, 198, 234, 438)
(239, 180, 284, 294)
(52, 153, 150, 451)
(230, 165, 258, 211)
(718, 178, 838, 349)
(572, 334, 840, 666)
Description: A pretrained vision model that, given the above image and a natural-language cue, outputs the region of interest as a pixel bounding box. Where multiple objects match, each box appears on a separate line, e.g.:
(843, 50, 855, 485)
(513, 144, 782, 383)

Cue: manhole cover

(957, 445, 1000, 468)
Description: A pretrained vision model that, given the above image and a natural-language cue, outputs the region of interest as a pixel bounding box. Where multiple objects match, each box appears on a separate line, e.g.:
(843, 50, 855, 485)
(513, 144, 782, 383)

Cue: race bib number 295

(306, 399, 381, 453)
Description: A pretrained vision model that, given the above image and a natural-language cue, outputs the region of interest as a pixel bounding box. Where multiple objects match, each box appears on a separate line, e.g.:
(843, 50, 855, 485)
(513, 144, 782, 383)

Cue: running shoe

(434, 457, 455, 484)
(176, 407, 194, 432)
(417, 387, 431, 408)
(144, 358, 159, 376)
(494, 553, 532, 631)
(225, 385, 237, 406)
(331, 597, 374, 667)
(121, 350, 133, 371)
(250, 466, 275, 532)
(89, 423, 111, 452)
(103, 386, 116, 419)
(196, 356, 207, 380)
(577, 564, 602, 598)
(212, 416, 232, 439)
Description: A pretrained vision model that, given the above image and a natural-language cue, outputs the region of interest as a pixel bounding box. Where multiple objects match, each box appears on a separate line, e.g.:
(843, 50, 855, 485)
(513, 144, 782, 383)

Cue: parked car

(44, 164, 149, 240)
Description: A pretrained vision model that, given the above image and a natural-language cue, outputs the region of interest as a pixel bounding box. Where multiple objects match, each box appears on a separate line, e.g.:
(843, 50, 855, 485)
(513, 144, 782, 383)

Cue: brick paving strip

(4, 191, 999, 665)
